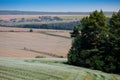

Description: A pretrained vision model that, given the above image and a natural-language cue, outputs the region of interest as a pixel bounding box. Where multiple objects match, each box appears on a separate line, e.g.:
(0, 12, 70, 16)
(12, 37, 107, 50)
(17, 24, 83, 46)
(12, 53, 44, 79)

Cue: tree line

(17, 21, 80, 30)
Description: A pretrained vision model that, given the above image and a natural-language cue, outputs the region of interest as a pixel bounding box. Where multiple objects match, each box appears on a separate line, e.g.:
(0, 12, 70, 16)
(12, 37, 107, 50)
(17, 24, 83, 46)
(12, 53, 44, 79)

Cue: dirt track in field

(0, 27, 71, 58)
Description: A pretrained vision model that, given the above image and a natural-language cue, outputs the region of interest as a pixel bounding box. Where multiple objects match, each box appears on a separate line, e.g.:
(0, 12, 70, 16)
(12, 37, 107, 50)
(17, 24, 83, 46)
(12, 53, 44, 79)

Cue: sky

(0, 0, 120, 12)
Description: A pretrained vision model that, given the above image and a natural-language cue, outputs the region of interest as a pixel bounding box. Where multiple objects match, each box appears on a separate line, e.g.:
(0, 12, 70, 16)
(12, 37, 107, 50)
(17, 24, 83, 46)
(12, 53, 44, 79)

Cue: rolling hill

(0, 57, 120, 80)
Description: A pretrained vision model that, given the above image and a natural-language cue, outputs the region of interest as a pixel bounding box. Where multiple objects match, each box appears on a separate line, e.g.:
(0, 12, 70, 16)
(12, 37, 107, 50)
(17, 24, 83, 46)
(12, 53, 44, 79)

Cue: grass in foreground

(0, 57, 120, 80)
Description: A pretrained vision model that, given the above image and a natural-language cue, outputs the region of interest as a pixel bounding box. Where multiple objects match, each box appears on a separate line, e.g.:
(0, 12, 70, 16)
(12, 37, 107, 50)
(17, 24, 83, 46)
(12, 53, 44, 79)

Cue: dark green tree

(110, 10, 120, 37)
(108, 10, 120, 73)
(70, 25, 80, 37)
(68, 10, 120, 74)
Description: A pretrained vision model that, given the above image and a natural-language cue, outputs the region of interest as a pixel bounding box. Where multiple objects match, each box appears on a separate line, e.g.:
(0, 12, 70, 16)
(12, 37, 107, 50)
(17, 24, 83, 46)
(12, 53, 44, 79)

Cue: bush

(29, 28, 33, 32)
(35, 56, 45, 58)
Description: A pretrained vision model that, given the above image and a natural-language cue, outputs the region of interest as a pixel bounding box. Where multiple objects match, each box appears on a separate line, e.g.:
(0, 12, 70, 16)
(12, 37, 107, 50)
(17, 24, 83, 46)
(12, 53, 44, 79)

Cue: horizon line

(0, 9, 116, 13)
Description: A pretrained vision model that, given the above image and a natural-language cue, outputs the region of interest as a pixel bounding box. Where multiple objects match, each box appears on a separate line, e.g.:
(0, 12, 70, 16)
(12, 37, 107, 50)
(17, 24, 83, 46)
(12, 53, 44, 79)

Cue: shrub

(29, 28, 33, 32)
(35, 56, 45, 58)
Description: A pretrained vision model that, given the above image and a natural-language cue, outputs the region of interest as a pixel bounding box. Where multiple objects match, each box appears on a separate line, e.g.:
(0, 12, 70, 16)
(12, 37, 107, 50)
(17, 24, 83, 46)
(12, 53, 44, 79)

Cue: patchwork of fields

(0, 57, 119, 80)
(0, 14, 119, 80)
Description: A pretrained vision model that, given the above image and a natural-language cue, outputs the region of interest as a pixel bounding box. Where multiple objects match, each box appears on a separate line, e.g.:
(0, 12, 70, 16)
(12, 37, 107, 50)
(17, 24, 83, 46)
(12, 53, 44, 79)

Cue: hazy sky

(0, 0, 120, 12)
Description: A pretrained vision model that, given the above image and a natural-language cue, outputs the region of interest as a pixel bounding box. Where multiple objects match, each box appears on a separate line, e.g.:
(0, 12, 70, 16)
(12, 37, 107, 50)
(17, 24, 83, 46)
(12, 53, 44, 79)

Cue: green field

(0, 58, 120, 80)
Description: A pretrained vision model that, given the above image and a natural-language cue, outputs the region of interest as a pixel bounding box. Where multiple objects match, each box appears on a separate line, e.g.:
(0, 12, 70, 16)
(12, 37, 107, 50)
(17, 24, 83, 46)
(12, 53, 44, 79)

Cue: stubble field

(0, 27, 71, 58)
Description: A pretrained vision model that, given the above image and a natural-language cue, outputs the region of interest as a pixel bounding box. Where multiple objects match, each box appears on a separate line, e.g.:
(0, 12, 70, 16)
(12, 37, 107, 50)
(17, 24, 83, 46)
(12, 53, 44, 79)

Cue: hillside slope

(0, 57, 120, 80)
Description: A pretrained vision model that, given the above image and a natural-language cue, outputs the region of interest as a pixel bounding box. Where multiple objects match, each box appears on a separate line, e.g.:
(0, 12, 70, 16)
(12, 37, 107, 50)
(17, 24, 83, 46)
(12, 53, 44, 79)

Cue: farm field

(0, 0, 118, 79)
(0, 14, 111, 20)
(0, 14, 87, 20)
(0, 27, 71, 58)
(0, 14, 82, 30)
(0, 14, 116, 80)
(0, 57, 120, 80)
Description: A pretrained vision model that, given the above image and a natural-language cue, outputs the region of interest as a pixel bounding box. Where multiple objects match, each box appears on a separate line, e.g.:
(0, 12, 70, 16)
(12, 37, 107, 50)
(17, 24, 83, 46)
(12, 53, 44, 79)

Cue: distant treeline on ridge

(0, 10, 113, 15)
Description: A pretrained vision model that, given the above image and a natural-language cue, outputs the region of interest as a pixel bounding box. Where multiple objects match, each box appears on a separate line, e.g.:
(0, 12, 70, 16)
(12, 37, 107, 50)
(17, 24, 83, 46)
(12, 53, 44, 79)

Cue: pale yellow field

(0, 27, 71, 58)
(0, 14, 88, 20)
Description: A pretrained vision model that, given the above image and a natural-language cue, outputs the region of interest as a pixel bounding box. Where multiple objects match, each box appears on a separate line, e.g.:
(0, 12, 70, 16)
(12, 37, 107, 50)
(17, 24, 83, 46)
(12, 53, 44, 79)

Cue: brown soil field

(0, 27, 71, 58)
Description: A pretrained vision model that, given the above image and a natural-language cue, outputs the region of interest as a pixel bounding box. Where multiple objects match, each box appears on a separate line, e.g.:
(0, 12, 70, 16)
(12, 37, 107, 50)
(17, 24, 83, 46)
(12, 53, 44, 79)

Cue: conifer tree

(68, 10, 120, 74)
(108, 10, 120, 73)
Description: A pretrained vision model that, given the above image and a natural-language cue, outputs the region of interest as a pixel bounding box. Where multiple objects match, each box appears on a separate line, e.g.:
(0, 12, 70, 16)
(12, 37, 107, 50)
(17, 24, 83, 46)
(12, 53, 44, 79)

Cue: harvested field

(0, 27, 71, 58)
(0, 15, 88, 20)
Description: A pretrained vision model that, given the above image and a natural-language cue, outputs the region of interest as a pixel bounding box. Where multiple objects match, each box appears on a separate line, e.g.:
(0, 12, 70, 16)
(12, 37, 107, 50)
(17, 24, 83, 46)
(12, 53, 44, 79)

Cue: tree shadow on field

(21, 47, 64, 58)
